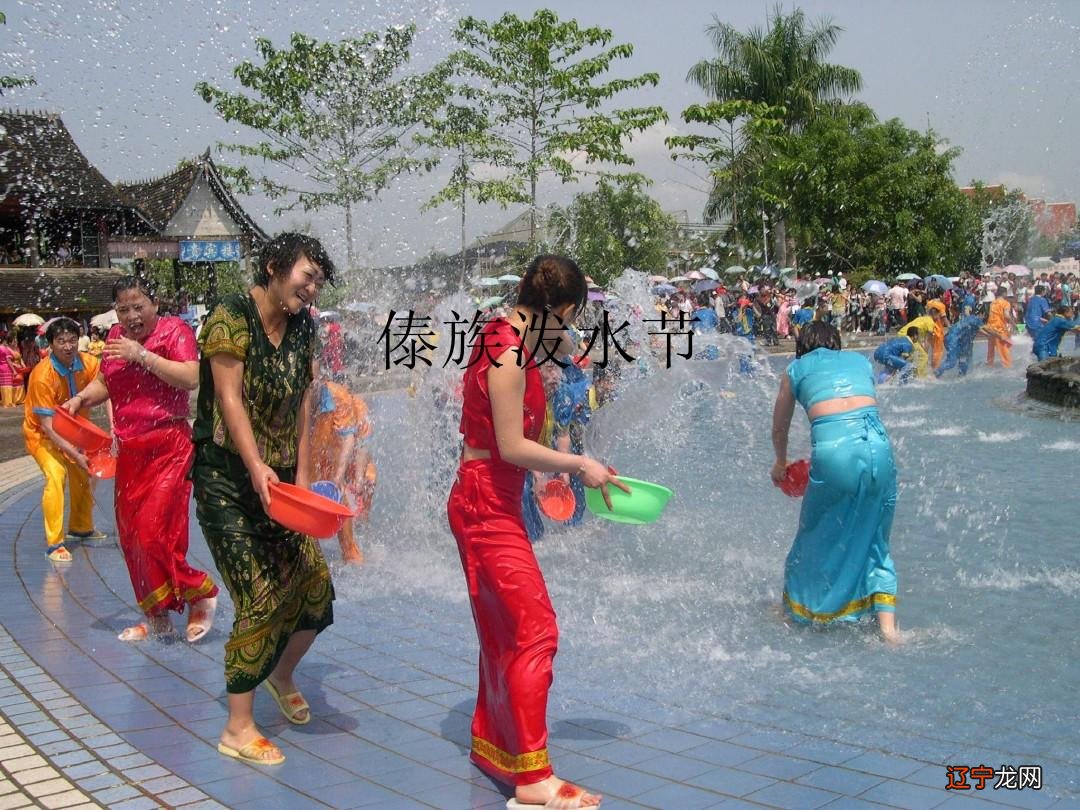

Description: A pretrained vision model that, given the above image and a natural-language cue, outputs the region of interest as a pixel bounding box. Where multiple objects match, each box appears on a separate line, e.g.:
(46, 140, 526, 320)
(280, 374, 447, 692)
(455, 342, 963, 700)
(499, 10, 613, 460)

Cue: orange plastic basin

(267, 482, 354, 539)
(52, 408, 111, 453)
(537, 479, 575, 521)
(87, 449, 116, 480)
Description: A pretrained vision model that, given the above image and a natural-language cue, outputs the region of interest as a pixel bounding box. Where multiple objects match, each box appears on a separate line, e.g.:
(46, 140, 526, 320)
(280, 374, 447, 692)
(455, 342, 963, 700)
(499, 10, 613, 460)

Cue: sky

(3, 0, 1078, 268)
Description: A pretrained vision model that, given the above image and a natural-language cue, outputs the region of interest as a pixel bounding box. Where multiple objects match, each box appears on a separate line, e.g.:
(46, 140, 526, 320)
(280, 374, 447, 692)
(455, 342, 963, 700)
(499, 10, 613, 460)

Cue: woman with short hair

(66, 276, 218, 642)
(192, 232, 336, 766)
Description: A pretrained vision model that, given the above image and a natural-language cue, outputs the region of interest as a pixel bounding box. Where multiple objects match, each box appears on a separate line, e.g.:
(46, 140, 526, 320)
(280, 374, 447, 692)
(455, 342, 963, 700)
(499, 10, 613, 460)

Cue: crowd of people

(6, 241, 1080, 809)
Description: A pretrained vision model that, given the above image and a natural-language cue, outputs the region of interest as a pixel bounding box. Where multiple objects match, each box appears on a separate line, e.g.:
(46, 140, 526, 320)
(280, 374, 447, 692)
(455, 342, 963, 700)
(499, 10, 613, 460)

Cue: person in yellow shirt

(23, 318, 107, 562)
(898, 306, 947, 371)
(984, 288, 1015, 368)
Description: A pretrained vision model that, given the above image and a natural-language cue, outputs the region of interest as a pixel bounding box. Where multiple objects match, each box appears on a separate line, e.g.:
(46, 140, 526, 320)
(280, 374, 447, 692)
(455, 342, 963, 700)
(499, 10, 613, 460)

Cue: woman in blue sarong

(770, 321, 900, 643)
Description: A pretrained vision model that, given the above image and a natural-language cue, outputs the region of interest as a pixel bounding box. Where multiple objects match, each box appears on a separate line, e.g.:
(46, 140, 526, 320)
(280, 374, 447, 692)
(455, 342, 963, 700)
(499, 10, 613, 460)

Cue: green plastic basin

(584, 476, 673, 524)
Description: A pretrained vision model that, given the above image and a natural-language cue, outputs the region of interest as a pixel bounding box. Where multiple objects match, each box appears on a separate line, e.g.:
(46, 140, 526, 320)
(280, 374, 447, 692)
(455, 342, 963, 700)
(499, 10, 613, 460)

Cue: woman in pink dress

(64, 276, 218, 642)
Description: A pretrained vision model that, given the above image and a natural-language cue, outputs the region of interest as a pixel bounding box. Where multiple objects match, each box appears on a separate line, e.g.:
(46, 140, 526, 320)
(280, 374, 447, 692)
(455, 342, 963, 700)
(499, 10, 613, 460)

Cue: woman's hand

(771, 459, 789, 485)
(249, 462, 280, 511)
(103, 335, 143, 364)
(578, 457, 631, 512)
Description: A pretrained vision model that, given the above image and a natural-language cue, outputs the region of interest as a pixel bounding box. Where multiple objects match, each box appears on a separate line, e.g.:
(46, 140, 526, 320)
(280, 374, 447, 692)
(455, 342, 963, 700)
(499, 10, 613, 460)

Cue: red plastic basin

(52, 408, 111, 453)
(87, 449, 116, 480)
(267, 482, 355, 539)
(537, 479, 575, 521)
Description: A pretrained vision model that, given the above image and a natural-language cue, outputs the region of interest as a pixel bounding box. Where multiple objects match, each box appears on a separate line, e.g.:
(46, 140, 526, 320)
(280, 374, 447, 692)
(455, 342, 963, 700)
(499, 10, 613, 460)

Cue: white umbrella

(647, 275, 668, 284)
(1003, 264, 1031, 276)
(90, 310, 118, 330)
(13, 313, 44, 327)
(669, 275, 691, 284)
(476, 277, 502, 287)
(699, 267, 720, 280)
(725, 265, 747, 276)
(862, 280, 888, 296)
(497, 273, 521, 283)
(685, 270, 706, 280)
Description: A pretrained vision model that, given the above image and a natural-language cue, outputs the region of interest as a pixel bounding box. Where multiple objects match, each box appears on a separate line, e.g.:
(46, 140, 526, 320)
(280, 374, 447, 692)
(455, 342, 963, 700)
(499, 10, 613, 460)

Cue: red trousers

(116, 422, 218, 615)
(447, 459, 557, 786)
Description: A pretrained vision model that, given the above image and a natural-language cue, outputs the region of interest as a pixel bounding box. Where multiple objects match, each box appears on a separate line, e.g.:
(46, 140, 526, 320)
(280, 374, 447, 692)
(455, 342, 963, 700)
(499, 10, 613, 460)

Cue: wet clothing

(781, 352, 898, 625)
(448, 317, 555, 786)
(192, 293, 333, 694)
(102, 317, 217, 616)
(1024, 295, 1052, 339)
(786, 349, 875, 410)
(985, 298, 1013, 367)
(1032, 316, 1080, 361)
(873, 338, 915, 381)
(899, 315, 943, 369)
(935, 316, 984, 377)
(23, 352, 100, 550)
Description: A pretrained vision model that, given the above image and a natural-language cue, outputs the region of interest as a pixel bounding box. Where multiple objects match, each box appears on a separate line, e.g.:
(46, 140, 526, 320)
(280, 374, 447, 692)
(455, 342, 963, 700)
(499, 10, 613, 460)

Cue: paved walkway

(0, 455, 1072, 809)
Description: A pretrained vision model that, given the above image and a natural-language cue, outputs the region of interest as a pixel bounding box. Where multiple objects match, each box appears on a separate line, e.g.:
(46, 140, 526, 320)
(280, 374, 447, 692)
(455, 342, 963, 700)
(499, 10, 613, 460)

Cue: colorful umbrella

(651, 284, 677, 296)
(691, 279, 720, 293)
(862, 280, 888, 295)
(685, 270, 706, 280)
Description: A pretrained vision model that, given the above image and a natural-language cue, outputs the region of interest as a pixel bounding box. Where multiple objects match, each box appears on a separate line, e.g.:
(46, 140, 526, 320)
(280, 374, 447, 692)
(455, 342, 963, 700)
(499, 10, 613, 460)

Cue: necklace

(254, 290, 287, 341)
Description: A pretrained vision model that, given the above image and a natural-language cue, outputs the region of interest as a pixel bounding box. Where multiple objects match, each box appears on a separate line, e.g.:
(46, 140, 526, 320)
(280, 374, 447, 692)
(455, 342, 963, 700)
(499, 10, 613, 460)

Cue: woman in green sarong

(192, 233, 336, 766)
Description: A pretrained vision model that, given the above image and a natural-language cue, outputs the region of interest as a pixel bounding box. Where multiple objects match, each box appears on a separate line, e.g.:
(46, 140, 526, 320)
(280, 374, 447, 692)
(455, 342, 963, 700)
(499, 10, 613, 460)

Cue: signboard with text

(179, 240, 241, 263)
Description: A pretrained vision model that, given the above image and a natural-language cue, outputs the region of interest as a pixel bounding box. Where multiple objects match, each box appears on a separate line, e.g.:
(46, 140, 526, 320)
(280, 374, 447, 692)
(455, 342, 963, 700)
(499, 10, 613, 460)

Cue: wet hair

(45, 317, 80, 343)
(516, 255, 587, 317)
(112, 275, 156, 302)
(795, 320, 841, 357)
(906, 327, 921, 340)
(1056, 305, 1072, 316)
(254, 232, 337, 287)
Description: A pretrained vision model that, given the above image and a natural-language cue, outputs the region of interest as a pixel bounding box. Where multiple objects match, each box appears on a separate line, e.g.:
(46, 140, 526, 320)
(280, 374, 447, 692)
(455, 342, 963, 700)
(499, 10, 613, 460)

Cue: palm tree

(688, 5, 863, 263)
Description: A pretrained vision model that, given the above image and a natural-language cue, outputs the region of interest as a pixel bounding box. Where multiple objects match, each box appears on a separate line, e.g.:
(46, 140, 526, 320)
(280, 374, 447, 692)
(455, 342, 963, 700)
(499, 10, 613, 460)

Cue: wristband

(138, 348, 148, 365)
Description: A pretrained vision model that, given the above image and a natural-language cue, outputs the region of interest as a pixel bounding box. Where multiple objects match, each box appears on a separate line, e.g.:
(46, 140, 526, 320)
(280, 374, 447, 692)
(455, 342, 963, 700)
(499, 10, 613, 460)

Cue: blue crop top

(786, 348, 876, 410)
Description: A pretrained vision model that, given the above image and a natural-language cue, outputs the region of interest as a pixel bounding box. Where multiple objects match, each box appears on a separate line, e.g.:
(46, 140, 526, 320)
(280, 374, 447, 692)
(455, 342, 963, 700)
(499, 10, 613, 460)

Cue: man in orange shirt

(984, 288, 1015, 368)
(23, 318, 108, 562)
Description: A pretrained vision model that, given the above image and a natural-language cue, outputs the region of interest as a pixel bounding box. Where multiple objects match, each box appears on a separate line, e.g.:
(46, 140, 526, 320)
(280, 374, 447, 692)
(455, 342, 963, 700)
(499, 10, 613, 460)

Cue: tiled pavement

(0, 458, 1073, 809)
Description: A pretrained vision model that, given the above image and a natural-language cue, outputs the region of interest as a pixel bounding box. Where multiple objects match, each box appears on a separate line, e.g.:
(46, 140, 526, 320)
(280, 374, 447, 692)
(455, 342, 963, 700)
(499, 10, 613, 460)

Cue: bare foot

(219, 723, 283, 764)
(515, 776, 601, 807)
(877, 613, 904, 646)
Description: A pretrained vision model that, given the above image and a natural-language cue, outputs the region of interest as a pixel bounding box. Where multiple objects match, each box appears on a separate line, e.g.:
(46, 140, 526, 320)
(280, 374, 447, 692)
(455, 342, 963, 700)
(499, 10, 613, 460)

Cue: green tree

(418, 98, 522, 288)
(548, 175, 676, 287)
(761, 114, 980, 279)
(687, 5, 863, 264)
(450, 9, 667, 241)
(196, 27, 444, 270)
(666, 100, 786, 257)
(0, 11, 34, 94)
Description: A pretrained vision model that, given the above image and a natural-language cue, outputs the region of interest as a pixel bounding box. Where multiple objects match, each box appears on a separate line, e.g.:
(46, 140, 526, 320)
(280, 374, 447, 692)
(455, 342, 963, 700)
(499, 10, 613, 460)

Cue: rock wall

(1026, 357, 1080, 409)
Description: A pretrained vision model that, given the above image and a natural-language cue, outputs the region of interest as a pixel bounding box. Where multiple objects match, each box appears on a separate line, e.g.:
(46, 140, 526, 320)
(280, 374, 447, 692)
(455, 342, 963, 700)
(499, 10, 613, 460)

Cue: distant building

(0, 111, 266, 319)
(959, 183, 1076, 241)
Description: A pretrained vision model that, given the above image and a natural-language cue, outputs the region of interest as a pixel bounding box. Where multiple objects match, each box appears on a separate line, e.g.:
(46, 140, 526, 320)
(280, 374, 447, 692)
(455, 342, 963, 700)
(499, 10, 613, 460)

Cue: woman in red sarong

(66, 276, 219, 642)
(448, 254, 627, 809)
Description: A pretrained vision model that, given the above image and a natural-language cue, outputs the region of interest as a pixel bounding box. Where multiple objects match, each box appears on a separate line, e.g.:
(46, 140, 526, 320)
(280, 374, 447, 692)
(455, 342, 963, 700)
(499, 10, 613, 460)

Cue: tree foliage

(0, 12, 34, 94)
(761, 113, 980, 278)
(548, 175, 676, 286)
(449, 9, 668, 240)
(196, 27, 445, 268)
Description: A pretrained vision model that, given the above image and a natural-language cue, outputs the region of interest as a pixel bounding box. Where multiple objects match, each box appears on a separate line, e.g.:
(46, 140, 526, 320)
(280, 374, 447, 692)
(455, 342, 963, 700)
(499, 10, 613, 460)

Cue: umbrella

(794, 281, 818, 302)
(1029, 257, 1055, 270)
(685, 270, 705, 280)
(725, 265, 747, 276)
(761, 264, 781, 279)
(90, 310, 119, 329)
(497, 273, 521, 283)
(691, 279, 719, 293)
(476, 295, 504, 309)
(587, 290, 606, 302)
(651, 284, 677, 296)
(779, 267, 797, 277)
(647, 275, 668, 284)
(12, 313, 44, 327)
(699, 268, 720, 280)
(317, 310, 340, 320)
(896, 272, 921, 281)
(747, 285, 760, 294)
(476, 277, 502, 287)
(669, 275, 691, 284)
(862, 280, 888, 296)
(1002, 264, 1031, 276)
(924, 274, 953, 290)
